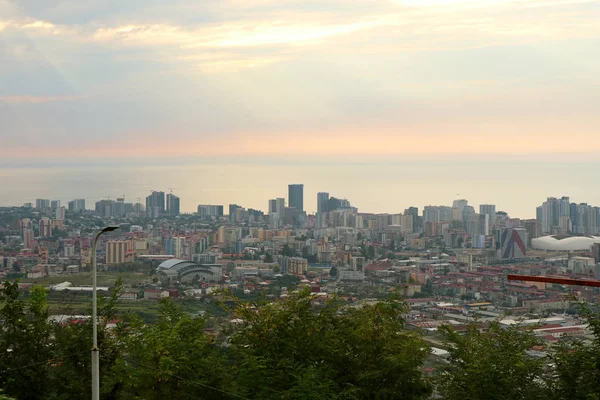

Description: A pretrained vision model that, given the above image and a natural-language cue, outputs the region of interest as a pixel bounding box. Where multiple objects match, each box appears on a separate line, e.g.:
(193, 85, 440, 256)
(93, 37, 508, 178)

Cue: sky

(1, 0, 600, 215)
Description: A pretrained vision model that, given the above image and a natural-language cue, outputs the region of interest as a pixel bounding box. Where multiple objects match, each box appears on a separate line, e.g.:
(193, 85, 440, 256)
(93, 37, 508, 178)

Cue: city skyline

(9, 187, 600, 226)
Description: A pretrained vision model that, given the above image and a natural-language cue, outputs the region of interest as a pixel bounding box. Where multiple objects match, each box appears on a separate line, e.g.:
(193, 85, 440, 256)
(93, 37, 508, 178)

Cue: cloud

(0, 95, 81, 104)
(2, 0, 598, 73)
(0, 0, 599, 159)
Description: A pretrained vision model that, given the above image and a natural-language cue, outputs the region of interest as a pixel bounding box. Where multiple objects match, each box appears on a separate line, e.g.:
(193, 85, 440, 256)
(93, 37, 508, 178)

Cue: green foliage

(329, 265, 338, 278)
(438, 321, 547, 400)
(264, 252, 273, 263)
(0, 282, 54, 400)
(282, 244, 295, 257)
(548, 303, 600, 400)
(5, 275, 600, 400)
(0, 279, 126, 400)
(367, 245, 375, 259)
(228, 289, 432, 399)
(105, 298, 230, 399)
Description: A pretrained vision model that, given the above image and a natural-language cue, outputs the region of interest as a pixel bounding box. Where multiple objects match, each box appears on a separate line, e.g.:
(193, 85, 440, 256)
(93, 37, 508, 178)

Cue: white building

(568, 256, 596, 274)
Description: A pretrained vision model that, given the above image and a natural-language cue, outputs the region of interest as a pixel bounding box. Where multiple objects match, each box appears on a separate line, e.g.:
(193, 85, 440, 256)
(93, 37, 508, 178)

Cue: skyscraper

(55, 206, 66, 221)
(479, 204, 496, 226)
(146, 191, 165, 218)
(35, 199, 50, 210)
(68, 199, 86, 212)
(275, 198, 285, 217)
(268, 199, 277, 214)
(229, 204, 241, 222)
(95, 199, 114, 218)
(317, 192, 329, 213)
(113, 198, 126, 217)
(166, 193, 180, 216)
(452, 199, 468, 221)
(541, 197, 561, 234)
(197, 205, 223, 217)
(51, 200, 61, 211)
(288, 184, 304, 212)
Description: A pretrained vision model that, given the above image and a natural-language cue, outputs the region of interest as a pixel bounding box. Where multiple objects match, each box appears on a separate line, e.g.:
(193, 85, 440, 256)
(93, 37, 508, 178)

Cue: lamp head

(101, 226, 120, 233)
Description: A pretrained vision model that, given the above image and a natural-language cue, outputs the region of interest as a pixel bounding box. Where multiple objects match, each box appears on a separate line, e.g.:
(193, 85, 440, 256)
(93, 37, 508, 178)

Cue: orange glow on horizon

(3, 129, 599, 160)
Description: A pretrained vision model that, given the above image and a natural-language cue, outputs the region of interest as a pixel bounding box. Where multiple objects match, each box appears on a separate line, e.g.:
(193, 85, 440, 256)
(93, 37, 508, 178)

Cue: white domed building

(531, 235, 600, 251)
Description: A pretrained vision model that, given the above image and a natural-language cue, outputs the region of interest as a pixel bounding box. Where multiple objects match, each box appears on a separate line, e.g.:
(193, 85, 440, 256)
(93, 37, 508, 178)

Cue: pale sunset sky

(1, 0, 599, 215)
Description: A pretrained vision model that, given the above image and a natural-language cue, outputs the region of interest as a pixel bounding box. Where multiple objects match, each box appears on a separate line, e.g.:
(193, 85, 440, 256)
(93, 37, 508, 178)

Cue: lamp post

(91, 226, 119, 400)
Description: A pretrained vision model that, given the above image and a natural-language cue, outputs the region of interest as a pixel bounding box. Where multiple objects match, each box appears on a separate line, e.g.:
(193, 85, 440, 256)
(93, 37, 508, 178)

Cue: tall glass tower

(288, 184, 304, 212)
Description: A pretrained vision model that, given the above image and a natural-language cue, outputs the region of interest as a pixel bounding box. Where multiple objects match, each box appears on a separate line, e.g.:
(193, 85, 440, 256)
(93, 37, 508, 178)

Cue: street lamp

(91, 226, 119, 400)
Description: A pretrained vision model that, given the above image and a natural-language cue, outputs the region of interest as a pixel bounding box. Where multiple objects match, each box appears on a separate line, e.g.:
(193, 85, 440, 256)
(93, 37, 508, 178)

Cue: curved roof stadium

(157, 259, 221, 282)
(531, 235, 600, 251)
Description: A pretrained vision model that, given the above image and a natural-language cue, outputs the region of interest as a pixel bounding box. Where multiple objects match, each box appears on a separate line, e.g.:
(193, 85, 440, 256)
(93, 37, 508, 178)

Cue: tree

(264, 252, 274, 263)
(228, 289, 432, 399)
(367, 245, 376, 259)
(282, 244, 295, 257)
(437, 321, 547, 400)
(301, 246, 310, 259)
(11, 261, 20, 272)
(548, 303, 600, 400)
(0, 282, 54, 400)
(105, 298, 230, 399)
(329, 266, 338, 278)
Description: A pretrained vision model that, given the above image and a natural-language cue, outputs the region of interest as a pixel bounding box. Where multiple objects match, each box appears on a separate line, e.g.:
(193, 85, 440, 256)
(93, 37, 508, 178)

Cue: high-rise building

(124, 202, 134, 215)
(404, 206, 420, 230)
(68, 199, 86, 212)
(197, 204, 223, 217)
(19, 218, 31, 239)
(55, 206, 65, 221)
(95, 200, 115, 218)
(315, 212, 327, 229)
(146, 191, 165, 218)
(539, 196, 572, 234)
(166, 193, 181, 217)
(106, 241, 133, 264)
(479, 204, 496, 226)
(134, 203, 145, 214)
(270, 198, 286, 218)
(112, 198, 126, 217)
(524, 219, 542, 245)
(51, 200, 61, 211)
(24, 228, 35, 249)
(268, 199, 277, 215)
(423, 206, 440, 223)
(317, 192, 329, 213)
(229, 204, 241, 222)
(498, 228, 527, 260)
(39, 217, 53, 237)
(466, 213, 489, 235)
(541, 197, 560, 234)
(35, 199, 50, 210)
(288, 184, 304, 212)
(452, 199, 468, 221)
(166, 237, 185, 258)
